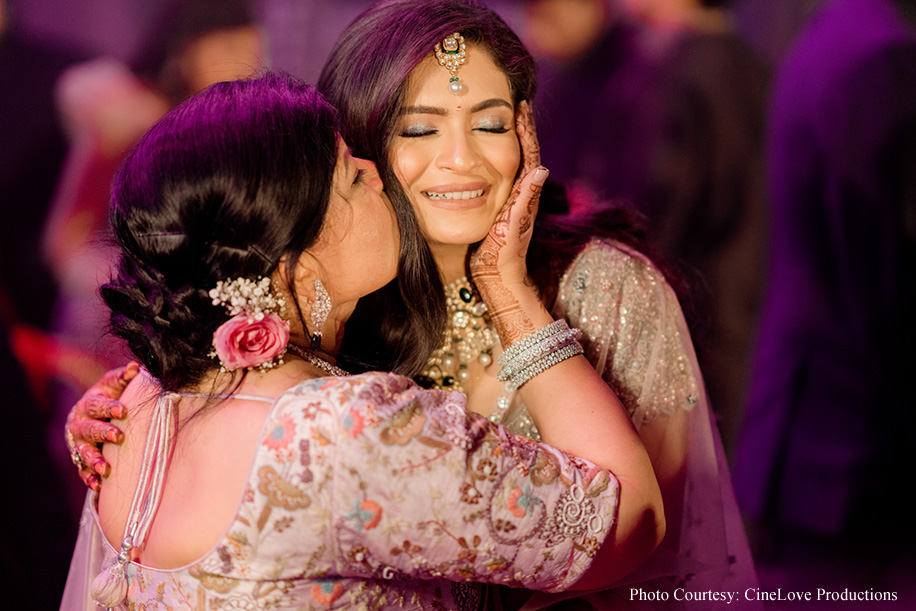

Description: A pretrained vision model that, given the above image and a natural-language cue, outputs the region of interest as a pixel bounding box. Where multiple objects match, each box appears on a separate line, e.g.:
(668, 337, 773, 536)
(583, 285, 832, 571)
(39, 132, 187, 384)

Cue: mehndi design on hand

(66, 362, 139, 490)
(470, 100, 547, 345)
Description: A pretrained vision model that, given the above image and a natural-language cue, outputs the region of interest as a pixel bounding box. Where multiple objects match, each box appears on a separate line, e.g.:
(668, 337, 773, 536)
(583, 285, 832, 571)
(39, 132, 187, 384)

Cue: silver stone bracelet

(497, 319, 585, 389)
(498, 319, 569, 366)
(504, 342, 585, 391)
(496, 328, 582, 381)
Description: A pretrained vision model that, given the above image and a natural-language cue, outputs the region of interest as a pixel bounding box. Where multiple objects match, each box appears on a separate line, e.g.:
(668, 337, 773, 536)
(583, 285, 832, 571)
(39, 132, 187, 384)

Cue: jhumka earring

(435, 32, 467, 95)
(309, 279, 331, 349)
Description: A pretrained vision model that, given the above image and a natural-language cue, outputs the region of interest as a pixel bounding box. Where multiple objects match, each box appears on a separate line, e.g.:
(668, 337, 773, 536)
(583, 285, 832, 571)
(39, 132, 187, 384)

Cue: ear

(274, 252, 322, 304)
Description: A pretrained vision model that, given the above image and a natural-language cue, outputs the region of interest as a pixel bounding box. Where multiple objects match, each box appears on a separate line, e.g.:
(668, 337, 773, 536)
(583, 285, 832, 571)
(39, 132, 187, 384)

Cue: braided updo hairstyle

(101, 73, 339, 392)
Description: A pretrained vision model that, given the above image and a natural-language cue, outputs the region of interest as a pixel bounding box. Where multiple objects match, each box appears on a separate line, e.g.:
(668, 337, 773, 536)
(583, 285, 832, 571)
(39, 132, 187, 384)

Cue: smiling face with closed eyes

(390, 48, 521, 273)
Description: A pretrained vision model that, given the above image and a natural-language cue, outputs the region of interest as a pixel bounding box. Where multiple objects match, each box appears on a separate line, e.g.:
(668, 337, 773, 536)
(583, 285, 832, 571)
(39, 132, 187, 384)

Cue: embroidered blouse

(77, 373, 619, 610)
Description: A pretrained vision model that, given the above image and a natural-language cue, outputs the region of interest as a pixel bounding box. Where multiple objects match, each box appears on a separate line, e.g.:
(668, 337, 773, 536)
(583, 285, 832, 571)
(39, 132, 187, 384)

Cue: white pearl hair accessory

(209, 276, 286, 320)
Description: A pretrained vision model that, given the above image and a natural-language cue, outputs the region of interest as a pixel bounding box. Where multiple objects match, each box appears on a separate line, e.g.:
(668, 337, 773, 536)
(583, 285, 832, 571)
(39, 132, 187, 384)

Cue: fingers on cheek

(107, 426, 123, 443)
(72, 421, 93, 443)
(80, 442, 109, 476)
(89, 398, 123, 420)
(92, 399, 116, 419)
(82, 399, 102, 419)
(100, 371, 122, 389)
(77, 447, 100, 476)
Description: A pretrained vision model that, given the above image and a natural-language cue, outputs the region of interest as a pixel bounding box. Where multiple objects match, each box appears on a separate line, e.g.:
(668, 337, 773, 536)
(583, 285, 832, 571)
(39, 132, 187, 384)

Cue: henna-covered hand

(470, 100, 542, 278)
(65, 362, 139, 491)
(470, 100, 548, 344)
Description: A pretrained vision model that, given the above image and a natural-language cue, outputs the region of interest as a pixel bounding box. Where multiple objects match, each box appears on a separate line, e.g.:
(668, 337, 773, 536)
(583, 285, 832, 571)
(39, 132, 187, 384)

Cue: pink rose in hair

(212, 313, 290, 370)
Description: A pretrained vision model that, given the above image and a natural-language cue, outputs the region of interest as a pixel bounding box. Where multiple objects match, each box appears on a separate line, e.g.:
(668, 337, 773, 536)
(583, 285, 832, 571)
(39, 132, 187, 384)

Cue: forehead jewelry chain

(435, 32, 467, 95)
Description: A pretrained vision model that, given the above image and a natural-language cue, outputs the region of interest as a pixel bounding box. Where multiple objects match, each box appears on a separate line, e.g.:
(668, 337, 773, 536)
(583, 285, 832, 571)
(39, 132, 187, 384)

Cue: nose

(436, 130, 481, 173)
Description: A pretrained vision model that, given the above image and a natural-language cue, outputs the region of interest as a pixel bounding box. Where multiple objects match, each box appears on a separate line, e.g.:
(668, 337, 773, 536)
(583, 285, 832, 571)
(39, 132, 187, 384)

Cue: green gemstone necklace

(419, 276, 497, 393)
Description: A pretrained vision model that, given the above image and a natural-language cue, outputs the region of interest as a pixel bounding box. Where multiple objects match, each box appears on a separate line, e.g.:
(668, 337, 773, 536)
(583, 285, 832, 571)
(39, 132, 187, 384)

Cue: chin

(434, 234, 488, 249)
(426, 223, 492, 248)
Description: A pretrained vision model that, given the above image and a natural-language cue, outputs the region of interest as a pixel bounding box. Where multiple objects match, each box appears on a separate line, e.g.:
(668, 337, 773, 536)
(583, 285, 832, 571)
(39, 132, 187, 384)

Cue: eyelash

(353, 169, 367, 184)
(400, 129, 436, 138)
(476, 126, 510, 134)
(398, 125, 511, 138)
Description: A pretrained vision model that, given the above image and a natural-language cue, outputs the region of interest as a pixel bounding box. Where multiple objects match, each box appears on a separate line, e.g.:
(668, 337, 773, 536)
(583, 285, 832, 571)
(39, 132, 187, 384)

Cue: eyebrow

(401, 98, 513, 115)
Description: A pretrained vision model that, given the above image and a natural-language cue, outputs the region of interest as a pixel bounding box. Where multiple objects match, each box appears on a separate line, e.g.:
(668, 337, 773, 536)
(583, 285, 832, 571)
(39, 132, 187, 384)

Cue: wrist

(473, 271, 529, 302)
(480, 284, 552, 346)
(497, 320, 584, 390)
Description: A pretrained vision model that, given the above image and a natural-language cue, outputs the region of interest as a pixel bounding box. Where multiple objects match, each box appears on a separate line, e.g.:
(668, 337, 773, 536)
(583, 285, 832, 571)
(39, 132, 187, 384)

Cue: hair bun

(102, 254, 216, 389)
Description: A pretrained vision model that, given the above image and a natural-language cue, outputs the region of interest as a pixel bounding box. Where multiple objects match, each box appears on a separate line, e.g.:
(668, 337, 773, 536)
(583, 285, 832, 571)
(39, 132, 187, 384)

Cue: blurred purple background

(5, 1, 915, 609)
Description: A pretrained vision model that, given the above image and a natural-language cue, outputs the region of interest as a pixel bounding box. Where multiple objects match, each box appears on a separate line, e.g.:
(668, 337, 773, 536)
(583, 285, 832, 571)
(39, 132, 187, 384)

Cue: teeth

(424, 189, 485, 200)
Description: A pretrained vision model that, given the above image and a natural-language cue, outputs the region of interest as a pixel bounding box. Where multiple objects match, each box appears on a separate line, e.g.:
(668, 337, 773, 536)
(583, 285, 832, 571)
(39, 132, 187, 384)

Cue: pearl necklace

(419, 277, 497, 393)
(286, 343, 349, 377)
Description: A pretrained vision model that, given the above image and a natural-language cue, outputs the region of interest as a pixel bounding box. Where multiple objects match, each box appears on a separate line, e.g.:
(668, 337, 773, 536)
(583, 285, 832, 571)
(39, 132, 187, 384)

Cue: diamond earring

(309, 279, 331, 349)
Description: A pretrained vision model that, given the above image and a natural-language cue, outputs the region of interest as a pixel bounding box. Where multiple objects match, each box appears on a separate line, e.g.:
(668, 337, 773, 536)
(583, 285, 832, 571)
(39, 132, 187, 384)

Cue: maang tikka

(435, 32, 467, 95)
(309, 279, 331, 349)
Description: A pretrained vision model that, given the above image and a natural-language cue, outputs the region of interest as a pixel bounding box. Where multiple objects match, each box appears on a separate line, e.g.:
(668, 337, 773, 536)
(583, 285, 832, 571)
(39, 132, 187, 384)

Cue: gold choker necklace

(420, 277, 496, 393)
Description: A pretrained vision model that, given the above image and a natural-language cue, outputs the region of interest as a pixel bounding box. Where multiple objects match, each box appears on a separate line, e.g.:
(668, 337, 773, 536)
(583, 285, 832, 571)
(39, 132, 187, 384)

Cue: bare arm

(470, 102, 664, 586)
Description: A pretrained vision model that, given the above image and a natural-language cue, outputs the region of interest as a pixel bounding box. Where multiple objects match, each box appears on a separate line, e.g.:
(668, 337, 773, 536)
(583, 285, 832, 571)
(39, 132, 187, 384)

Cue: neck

(286, 343, 348, 376)
(430, 242, 472, 284)
(322, 315, 347, 354)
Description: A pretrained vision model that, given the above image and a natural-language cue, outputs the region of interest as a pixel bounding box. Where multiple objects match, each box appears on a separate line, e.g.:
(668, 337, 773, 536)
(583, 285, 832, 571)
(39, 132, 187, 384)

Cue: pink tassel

(90, 560, 129, 608)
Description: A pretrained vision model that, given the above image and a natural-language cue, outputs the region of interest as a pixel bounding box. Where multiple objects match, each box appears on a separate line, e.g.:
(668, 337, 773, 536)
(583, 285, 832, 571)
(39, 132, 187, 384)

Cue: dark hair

(101, 72, 339, 392)
(318, 0, 651, 373)
(318, 0, 537, 376)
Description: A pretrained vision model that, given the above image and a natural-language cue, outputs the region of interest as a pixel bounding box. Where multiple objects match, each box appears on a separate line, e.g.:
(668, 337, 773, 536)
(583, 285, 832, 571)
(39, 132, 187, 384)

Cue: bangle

(497, 319, 585, 389)
(498, 320, 570, 366)
(505, 342, 584, 391)
(496, 328, 582, 381)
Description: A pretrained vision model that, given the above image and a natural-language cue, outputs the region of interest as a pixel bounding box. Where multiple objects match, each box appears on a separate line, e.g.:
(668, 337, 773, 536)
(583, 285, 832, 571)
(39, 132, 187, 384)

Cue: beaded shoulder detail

(554, 239, 700, 425)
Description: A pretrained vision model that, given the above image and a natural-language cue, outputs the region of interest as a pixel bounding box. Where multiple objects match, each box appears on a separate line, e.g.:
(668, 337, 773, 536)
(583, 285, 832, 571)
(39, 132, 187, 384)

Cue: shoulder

(274, 372, 455, 412)
(268, 372, 470, 445)
(556, 240, 700, 421)
(558, 239, 673, 311)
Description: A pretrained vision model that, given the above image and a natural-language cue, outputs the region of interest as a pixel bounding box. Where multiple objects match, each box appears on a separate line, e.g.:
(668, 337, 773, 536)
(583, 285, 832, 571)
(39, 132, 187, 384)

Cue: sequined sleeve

(555, 240, 699, 426)
(306, 373, 620, 593)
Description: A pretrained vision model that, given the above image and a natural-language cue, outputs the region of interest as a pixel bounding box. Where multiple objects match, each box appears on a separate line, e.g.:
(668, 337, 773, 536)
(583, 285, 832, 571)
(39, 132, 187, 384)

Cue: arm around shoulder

(317, 372, 662, 593)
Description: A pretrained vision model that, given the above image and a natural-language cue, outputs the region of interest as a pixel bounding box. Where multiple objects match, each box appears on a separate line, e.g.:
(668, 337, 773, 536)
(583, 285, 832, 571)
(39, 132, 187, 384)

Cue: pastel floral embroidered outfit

(63, 373, 618, 610)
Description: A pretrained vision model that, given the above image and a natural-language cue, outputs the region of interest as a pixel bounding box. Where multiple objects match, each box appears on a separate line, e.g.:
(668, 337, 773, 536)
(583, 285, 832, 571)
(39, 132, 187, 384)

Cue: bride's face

(390, 48, 521, 249)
